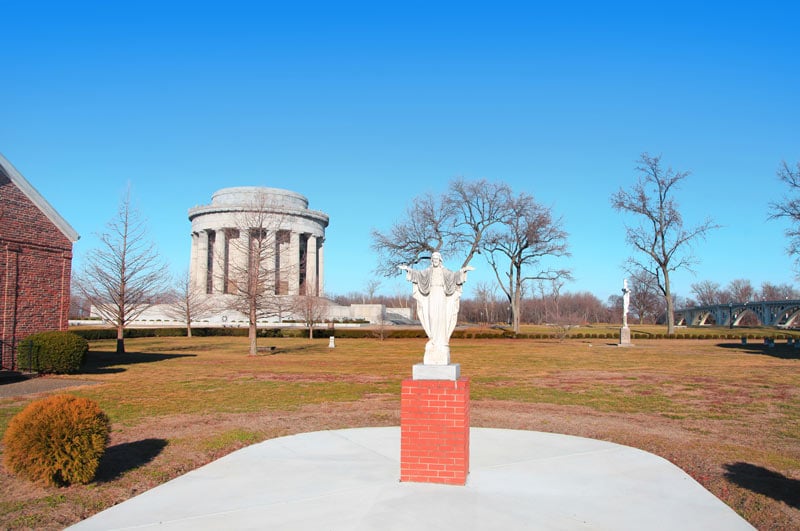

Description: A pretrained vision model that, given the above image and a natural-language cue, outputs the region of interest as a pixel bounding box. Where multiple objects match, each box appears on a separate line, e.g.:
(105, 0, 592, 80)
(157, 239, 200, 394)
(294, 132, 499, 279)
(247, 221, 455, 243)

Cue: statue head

(431, 252, 442, 267)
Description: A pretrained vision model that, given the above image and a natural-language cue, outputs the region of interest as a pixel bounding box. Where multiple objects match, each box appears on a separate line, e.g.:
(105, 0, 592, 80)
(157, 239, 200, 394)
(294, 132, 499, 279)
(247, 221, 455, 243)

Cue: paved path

(0, 375, 99, 399)
(69, 427, 753, 530)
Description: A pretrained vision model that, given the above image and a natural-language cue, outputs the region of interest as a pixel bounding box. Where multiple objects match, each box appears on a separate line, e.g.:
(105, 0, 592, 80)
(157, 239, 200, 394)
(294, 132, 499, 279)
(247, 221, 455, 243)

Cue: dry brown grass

(1, 335, 798, 529)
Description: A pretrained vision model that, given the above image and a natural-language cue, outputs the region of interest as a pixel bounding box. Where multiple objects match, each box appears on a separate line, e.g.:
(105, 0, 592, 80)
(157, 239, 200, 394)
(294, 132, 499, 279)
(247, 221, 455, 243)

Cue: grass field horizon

(1, 334, 798, 529)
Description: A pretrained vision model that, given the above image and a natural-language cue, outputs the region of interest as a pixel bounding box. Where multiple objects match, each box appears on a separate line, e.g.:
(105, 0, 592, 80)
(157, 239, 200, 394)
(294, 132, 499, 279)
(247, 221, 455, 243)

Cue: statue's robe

(406, 265, 467, 364)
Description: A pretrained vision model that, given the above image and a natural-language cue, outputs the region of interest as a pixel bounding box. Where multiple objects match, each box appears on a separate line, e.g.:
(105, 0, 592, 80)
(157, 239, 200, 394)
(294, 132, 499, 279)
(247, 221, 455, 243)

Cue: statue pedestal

(619, 326, 632, 346)
(400, 377, 470, 485)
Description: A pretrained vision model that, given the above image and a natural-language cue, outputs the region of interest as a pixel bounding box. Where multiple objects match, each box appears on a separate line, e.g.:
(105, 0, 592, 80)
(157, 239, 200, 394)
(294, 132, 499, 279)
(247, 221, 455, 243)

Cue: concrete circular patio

(69, 427, 753, 530)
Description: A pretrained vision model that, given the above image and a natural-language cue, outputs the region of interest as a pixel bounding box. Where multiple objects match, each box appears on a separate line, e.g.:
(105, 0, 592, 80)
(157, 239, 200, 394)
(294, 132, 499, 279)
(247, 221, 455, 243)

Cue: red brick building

(1, 154, 79, 370)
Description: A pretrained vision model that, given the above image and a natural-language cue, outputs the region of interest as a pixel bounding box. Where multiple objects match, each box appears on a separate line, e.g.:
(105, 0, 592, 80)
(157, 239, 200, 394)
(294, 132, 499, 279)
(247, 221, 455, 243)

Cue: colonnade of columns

(190, 228, 324, 297)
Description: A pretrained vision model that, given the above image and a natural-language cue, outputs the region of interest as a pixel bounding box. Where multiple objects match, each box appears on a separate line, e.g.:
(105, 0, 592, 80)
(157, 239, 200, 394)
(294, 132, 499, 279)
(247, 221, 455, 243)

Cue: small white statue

(399, 252, 474, 365)
(622, 278, 630, 328)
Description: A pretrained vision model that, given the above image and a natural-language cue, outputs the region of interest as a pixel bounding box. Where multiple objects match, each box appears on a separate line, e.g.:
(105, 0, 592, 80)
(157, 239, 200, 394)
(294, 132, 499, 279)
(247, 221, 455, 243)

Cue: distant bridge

(675, 300, 800, 328)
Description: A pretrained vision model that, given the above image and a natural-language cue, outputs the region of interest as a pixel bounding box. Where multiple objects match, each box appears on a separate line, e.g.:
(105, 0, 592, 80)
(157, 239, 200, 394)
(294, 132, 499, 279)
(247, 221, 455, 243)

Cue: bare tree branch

(371, 179, 511, 276)
(446, 178, 512, 268)
(370, 192, 452, 275)
(768, 160, 800, 270)
(611, 153, 720, 334)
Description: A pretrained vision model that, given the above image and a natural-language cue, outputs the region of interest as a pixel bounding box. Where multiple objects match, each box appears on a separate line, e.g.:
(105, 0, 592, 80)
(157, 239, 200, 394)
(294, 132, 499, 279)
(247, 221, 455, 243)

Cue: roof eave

(0, 153, 80, 243)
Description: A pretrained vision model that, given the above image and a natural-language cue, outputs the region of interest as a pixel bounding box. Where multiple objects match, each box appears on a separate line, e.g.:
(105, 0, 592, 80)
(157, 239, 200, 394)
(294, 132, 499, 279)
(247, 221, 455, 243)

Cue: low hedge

(17, 331, 88, 374)
(70, 326, 799, 342)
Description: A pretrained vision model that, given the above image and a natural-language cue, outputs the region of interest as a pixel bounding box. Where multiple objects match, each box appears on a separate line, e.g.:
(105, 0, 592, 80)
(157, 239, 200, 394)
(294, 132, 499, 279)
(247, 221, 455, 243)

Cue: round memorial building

(188, 187, 329, 298)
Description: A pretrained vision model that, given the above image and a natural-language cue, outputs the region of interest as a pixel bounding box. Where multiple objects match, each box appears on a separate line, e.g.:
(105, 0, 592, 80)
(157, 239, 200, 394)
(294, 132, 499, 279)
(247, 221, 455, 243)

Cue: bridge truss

(675, 300, 800, 328)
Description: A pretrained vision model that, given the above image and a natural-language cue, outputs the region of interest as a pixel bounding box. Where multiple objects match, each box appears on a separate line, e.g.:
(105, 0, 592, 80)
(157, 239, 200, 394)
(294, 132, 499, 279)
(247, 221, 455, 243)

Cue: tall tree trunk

(116, 325, 125, 354)
(248, 323, 257, 356)
(248, 302, 257, 356)
(663, 269, 675, 334)
(512, 278, 522, 334)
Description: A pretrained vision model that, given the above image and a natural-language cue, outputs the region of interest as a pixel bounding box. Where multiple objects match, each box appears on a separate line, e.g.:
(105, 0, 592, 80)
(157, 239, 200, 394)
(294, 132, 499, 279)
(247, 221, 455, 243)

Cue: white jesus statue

(399, 252, 473, 365)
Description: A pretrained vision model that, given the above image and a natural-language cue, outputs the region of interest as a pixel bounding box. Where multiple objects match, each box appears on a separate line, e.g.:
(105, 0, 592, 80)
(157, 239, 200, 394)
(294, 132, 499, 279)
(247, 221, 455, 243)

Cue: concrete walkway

(0, 374, 99, 398)
(69, 427, 753, 530)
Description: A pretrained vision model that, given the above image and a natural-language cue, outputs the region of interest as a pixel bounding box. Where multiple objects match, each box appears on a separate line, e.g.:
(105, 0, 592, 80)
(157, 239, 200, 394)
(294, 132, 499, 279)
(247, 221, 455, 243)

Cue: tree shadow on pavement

(724, 462, 800, 509)
(95, 438, 169, 483)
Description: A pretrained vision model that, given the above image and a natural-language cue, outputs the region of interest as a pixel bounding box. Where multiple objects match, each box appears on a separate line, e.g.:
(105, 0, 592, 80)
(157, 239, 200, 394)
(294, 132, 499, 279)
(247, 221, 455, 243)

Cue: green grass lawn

(1, 334, 798, 529)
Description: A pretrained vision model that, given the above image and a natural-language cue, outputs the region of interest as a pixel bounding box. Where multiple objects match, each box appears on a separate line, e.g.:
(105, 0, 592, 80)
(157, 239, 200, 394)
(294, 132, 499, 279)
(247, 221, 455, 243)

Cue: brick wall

(400, 377, 470, 485)
(1, 174, 73, 369)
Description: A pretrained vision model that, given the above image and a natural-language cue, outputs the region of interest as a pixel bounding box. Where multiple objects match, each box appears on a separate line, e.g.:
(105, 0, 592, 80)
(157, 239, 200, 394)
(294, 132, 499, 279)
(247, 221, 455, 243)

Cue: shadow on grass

(95, 438, 169, 483)
(716, 343, 800, 360)
(724, 462, 800, 509)
(81, 350, 197, 374)
(256, 344, 320, 356)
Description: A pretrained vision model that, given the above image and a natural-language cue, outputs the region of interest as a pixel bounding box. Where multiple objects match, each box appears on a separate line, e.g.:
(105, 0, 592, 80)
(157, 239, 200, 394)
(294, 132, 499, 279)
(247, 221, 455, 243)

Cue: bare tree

(483, 193, 571, 333)
(293, 286, 329, 340)
(163, 269, 216, 337)
(725, 278, 755, 303)
(760, 281, 800, 301)
(606, 294, 623, 322)
(371, 179, 511, 275)
(364, 278, 382, 303)
(769, 160, 800, 270)
(76, 187, 169, 353)
(559, 291, 606, 323)
(222, 193, 297, 355)
(611, 153, 720, 334)
(472, 280, 501, 324)
(69, 286, 91, 319)
(691, 280, 722, 306)
(539, 278, 576, 338)
(543, 278, 565, 323)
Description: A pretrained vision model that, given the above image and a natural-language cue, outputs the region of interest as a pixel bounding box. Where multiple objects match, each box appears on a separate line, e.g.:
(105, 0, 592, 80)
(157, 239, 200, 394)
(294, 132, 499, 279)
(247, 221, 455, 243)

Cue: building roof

(0, 153, 80, 243)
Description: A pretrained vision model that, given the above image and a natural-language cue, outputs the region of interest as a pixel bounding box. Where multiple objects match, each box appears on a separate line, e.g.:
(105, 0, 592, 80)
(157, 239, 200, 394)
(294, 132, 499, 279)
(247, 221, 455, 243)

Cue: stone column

(307, 235, 318, 296)
(189, 232, 198, 291)
(213, 229, 227, 294)
(288, 232, 300, 295)
(262, 230, 275, 294)
(233, 229, 249, 295)
(317, 239, 324, 296)
(197, 230, 210, 294)
(275, 230, 289, 295)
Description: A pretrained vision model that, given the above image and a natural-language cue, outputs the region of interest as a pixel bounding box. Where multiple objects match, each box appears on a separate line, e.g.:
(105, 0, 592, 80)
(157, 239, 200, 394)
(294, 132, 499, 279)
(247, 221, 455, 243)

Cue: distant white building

(188, 187, 329, 297)
(84, 302, 413, 327)
(78, 186, 415, 329)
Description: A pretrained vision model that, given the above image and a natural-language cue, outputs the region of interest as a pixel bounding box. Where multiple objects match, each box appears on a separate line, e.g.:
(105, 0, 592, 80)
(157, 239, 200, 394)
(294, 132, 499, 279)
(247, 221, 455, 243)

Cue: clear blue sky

(2, 1, 798, 302)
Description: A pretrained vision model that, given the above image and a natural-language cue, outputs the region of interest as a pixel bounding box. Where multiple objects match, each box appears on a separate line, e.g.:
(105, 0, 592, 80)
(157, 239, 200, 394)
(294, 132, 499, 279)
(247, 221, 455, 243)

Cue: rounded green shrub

(17, 331, 88, 374)
(2, 394, 110, 486)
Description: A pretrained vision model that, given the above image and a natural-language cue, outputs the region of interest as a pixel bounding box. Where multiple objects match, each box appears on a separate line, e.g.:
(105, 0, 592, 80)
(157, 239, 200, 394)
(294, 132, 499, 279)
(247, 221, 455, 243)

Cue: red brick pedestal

(400, 377, 470, 485)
